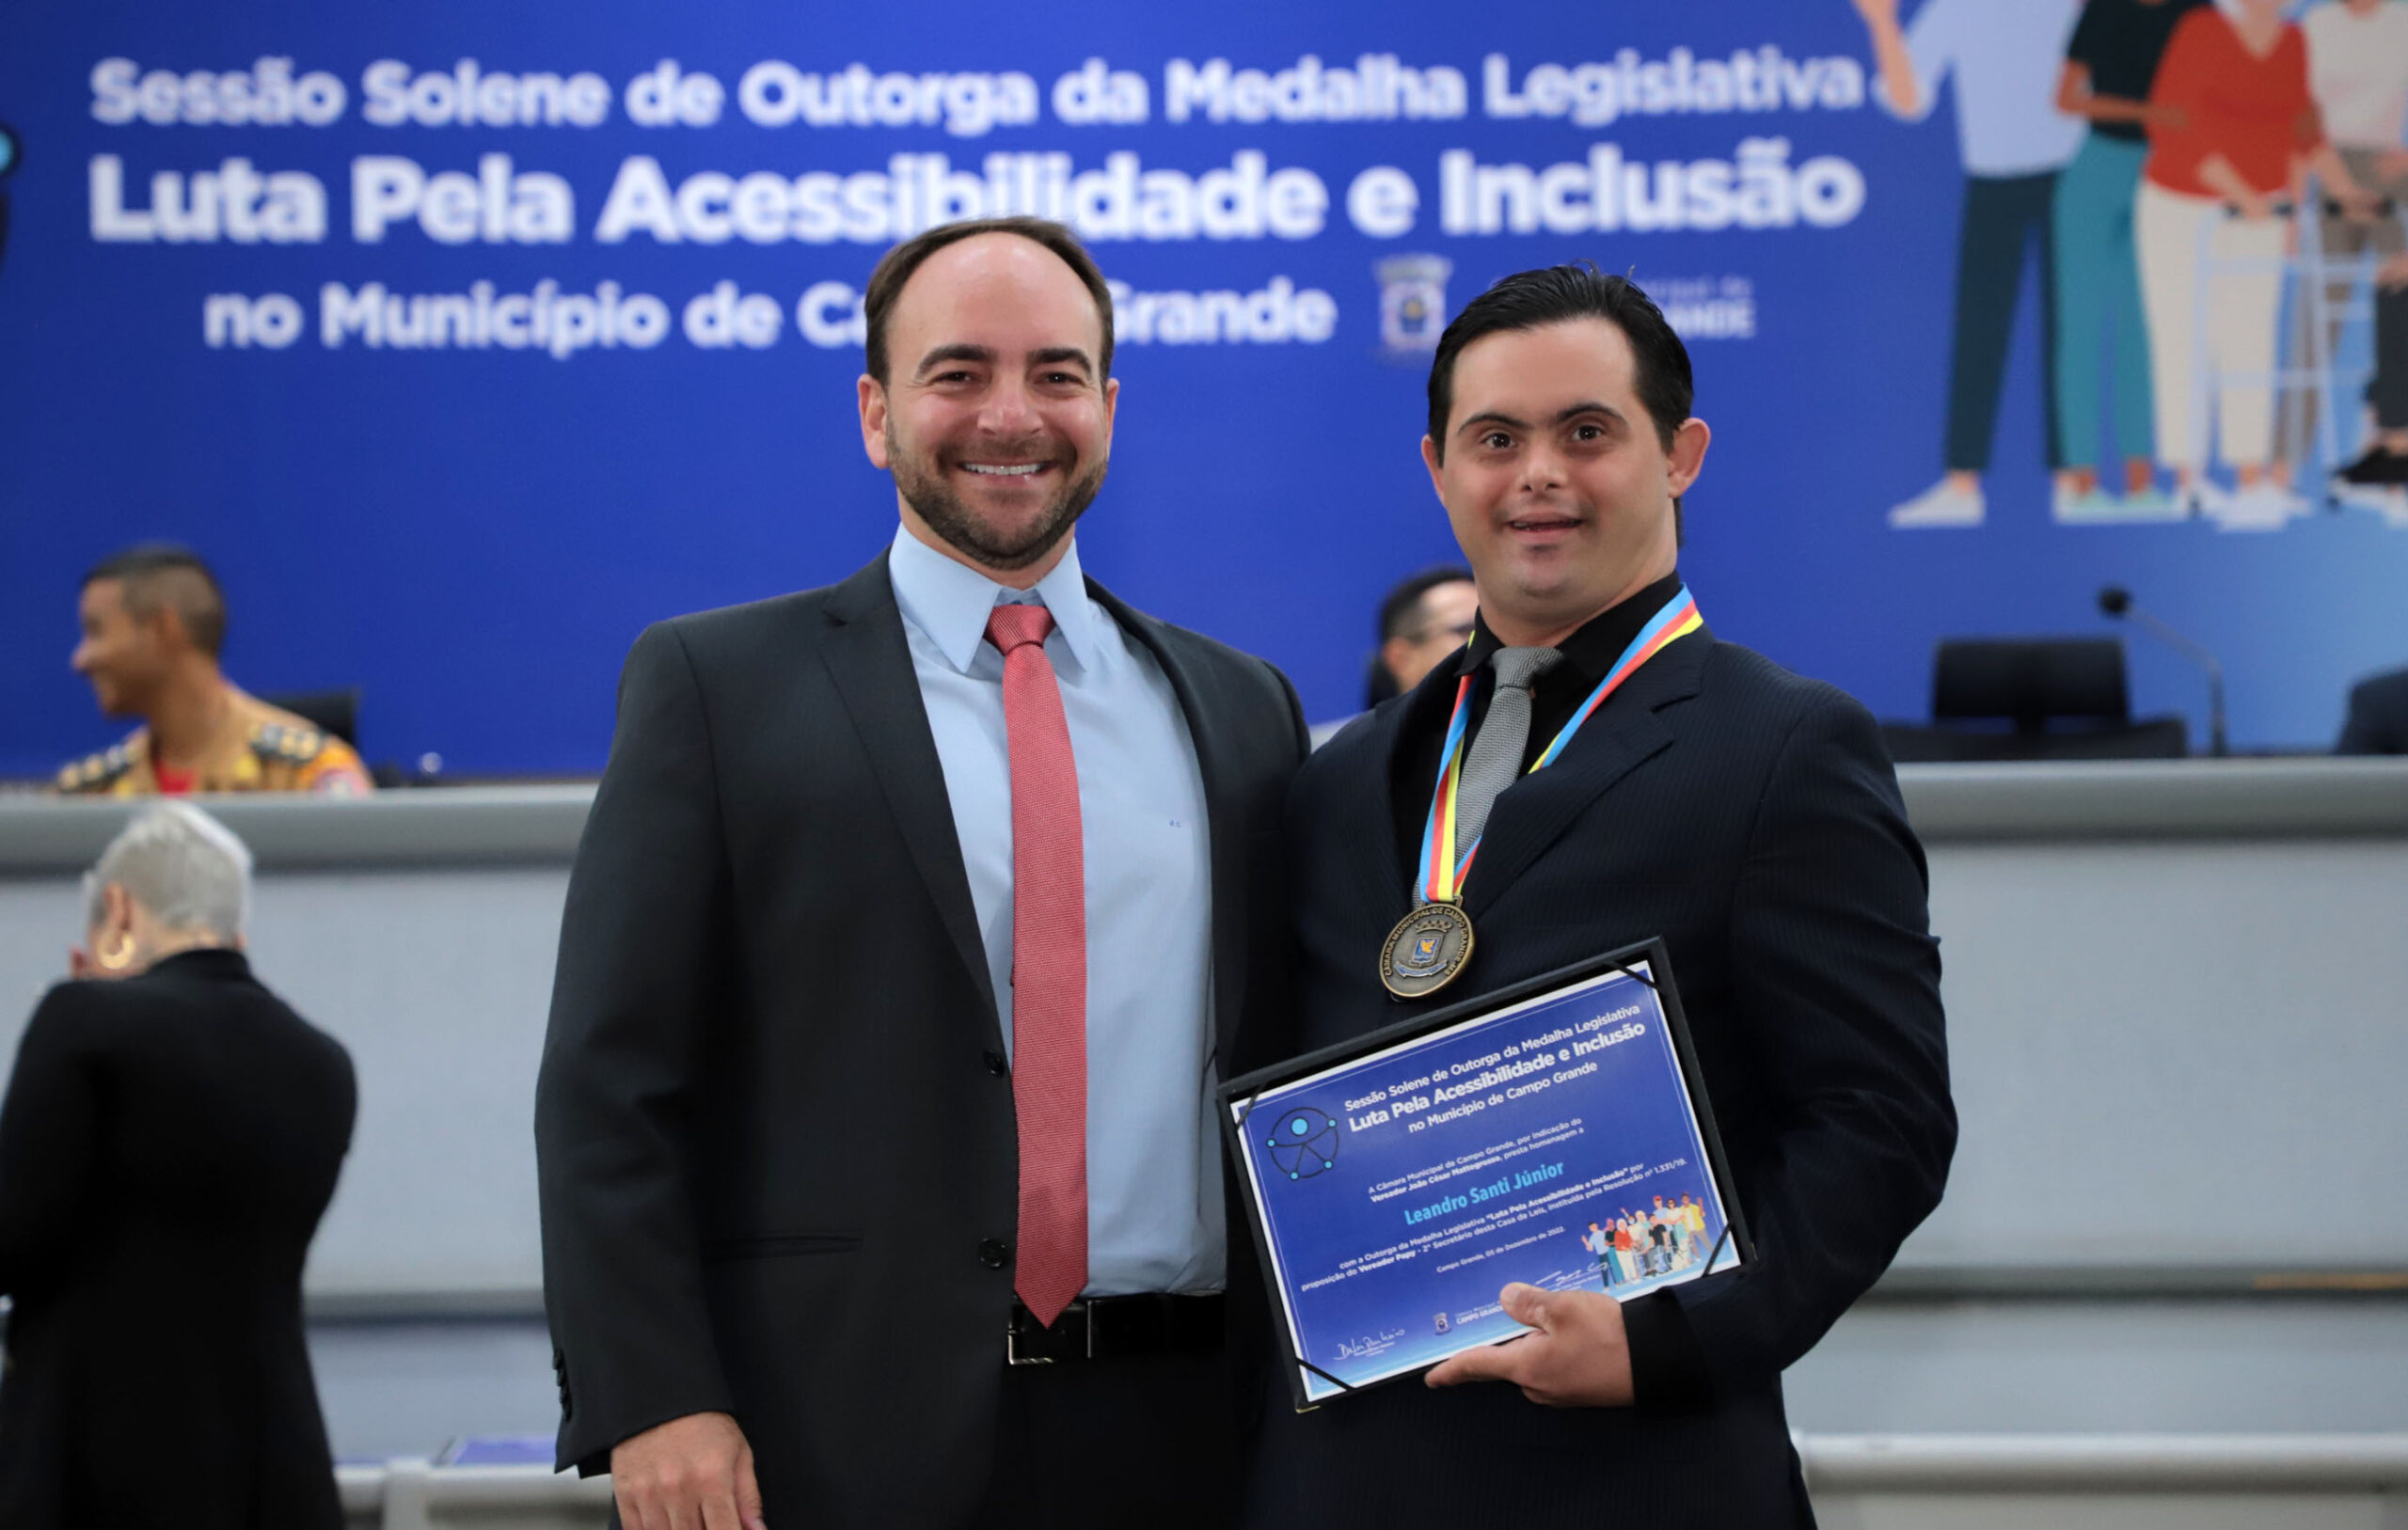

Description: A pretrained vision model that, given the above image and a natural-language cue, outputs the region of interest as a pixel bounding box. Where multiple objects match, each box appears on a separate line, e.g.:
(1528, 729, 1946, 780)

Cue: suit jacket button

(983, 1049, 1007, 1077)
(978, 1238, 1010, 1269)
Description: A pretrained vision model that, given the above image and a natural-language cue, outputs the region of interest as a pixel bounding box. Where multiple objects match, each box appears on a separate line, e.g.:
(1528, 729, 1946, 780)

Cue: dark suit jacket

(536, 552, 1307, 1525)
(1248, 631, 1953, 1529)
(2337, 668, 2408, 755)
(0, 950, 356, 1530)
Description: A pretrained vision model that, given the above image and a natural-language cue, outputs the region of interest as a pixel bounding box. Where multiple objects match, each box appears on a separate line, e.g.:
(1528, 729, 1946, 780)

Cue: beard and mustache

(887, 423, 1109, 573)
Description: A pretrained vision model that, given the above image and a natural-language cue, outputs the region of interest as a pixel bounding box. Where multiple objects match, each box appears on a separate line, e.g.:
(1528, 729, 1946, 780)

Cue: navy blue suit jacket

(1247, 629, 1953, 1528)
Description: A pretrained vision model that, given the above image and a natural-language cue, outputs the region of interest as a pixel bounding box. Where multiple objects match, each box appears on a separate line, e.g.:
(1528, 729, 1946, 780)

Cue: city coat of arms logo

(1376, 253, 1451, 358)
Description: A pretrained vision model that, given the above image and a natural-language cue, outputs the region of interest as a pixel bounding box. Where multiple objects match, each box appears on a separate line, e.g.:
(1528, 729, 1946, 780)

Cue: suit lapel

(1354, 683, 1439, 929)
(1459, 629, 1713, 916)
(819, 555, 1001, 1033)
(1086, 580, 1250, 1068)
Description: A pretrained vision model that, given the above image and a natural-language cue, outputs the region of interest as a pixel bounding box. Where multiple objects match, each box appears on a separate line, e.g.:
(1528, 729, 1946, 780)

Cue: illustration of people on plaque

(1584, 1193, 1724, 1292)
(1582, 1220, 1616, 1286)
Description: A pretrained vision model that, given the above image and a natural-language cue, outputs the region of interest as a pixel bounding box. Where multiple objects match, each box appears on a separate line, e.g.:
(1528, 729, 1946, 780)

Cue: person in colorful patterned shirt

(55, 544, 372, 797)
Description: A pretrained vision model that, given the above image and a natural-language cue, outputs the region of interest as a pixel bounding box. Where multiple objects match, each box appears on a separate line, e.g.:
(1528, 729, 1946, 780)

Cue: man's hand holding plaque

(1424, 1281, 1636, 1407)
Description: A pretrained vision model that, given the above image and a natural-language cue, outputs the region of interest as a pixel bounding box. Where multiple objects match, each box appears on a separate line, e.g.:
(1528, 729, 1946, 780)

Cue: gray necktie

(1452, 646, 1564, 855)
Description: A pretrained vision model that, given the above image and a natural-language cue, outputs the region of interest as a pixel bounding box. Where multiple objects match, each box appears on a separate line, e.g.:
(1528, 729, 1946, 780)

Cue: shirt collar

(1455, 568, 1687, 686)
(888, 525, 1102, 677)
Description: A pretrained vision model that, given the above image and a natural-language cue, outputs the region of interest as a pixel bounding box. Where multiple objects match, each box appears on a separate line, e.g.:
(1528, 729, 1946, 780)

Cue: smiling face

(72, 578, 171, 717)
(1421, 319, 1707, 648)
(859, 232, 1118, 585)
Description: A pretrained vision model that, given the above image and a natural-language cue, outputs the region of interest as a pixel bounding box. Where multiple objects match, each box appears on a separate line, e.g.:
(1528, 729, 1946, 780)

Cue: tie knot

(986, 602, 1056, 655)
(1491, 645, 1562, 692)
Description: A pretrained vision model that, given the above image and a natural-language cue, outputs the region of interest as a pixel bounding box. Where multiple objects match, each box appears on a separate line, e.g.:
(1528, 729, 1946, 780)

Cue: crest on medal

(1380, 902, 1474, 999)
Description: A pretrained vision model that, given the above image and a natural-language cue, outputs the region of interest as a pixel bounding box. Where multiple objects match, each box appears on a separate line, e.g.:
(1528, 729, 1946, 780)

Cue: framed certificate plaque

(1220, 939, 1751, 1409)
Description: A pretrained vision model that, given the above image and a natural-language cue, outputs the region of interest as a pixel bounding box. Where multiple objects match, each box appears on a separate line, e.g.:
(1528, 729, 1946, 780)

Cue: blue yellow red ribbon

(1416, 587, 1703, 906)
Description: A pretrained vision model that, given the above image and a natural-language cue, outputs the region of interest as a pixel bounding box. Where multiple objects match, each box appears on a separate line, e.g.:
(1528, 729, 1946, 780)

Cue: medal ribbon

(1417, 587, 1703, 905)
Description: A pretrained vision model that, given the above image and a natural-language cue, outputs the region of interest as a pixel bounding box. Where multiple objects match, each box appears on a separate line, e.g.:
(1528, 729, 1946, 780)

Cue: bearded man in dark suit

(1246, 266, 1955, 1527)
(537, 217, 1307, 1529)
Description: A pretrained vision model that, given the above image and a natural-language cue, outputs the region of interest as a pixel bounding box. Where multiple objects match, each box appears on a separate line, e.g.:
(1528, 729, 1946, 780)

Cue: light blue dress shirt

(887, 526, 1224, 1296)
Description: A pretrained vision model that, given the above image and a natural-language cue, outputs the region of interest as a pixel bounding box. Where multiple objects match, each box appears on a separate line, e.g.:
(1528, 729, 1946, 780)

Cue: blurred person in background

(2337, 665, 2408, 751)
(1368, 565, 1478, 708)
(1311, 566, 1477, 749)
(0, 802, 356, 1530)
(56, 544, 372, 797)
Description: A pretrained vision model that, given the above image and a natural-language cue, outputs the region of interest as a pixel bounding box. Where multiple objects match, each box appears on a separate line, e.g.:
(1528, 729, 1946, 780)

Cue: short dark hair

(84, 544, 226, 657)
(1367, 564, 1476, 708)
(863, 216, 1115, 386)
(1425, 263, 1693, 461)
(1379, 564, 1475, 643)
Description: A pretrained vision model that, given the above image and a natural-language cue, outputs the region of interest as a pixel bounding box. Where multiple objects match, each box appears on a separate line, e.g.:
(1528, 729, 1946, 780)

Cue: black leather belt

(1006, 1293, 1224, 1365)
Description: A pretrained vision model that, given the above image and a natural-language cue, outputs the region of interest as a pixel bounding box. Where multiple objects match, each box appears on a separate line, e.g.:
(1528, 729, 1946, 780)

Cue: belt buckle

(1005, 1320, 1051, 1366)
(1006, 1301, 1092, 1365)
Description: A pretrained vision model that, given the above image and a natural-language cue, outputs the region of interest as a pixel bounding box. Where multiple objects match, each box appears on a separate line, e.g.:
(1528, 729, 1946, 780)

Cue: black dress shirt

(1391, 570, 1688, 881)
(1380, 567, 1714, 1410)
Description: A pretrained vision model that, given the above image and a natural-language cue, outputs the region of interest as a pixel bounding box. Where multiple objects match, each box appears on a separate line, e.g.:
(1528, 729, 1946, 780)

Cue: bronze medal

(1379, 901, 1475, 1000)
(1386, 590, 1702, 1004)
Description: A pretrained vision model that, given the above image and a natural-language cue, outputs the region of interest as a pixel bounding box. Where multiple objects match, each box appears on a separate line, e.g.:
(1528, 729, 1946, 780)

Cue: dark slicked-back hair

(863, 216, 1115, 386)
(1425, 263, 1693, 461)
(1367, 563, 1476, 708)
(1378, 564, 1475, 643)
(84, 544, 227, 657)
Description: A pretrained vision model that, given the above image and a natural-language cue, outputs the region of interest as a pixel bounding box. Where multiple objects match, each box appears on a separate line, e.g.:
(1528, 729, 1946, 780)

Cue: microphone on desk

(2098, 585, 2227, 757)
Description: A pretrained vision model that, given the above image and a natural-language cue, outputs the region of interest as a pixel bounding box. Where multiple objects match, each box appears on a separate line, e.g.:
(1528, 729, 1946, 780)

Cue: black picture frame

(1217, 936, 1754, 1412)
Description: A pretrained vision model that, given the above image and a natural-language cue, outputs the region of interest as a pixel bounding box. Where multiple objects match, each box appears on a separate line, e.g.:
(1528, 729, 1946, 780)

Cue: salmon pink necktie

(985, 603, 1087, 1327)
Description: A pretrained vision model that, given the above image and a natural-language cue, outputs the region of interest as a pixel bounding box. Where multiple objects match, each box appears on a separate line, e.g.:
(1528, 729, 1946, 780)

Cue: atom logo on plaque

(1260, 1106, 1341, 1181)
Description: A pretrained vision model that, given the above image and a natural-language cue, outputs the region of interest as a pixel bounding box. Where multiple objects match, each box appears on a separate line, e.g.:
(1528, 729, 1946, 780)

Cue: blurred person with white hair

(0, 802, 356, 1530)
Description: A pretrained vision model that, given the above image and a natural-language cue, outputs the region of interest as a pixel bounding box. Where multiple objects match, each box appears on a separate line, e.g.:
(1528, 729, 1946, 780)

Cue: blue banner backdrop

(4, 0, 2403, 775)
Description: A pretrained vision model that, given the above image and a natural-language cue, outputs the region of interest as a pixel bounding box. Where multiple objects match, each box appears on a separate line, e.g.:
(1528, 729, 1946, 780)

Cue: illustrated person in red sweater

(2134, 0, 2382, 528)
